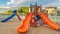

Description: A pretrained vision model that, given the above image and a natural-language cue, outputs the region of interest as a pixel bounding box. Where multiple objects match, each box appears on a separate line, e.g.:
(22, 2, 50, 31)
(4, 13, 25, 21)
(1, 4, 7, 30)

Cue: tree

(57, 10, 60, 16)
(18, 8, 23, 13)
(18, 6, 29, 14)
(6, 10, 13, 14)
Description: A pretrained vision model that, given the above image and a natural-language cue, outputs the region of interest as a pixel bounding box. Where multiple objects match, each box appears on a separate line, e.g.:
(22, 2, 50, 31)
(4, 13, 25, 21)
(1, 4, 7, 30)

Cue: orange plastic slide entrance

(16, 12, 59, 33)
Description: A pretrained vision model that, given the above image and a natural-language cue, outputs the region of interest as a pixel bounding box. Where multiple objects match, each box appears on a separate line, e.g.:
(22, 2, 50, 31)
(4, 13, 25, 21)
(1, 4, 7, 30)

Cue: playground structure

(1, 10, 21, 22)
(30, 3, 43, 26)
(16, 3, 59, 33)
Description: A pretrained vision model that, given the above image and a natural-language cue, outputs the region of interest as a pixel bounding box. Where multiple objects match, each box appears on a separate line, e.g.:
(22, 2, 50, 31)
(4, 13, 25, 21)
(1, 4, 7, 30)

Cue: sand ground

(0, 18, 60, 34)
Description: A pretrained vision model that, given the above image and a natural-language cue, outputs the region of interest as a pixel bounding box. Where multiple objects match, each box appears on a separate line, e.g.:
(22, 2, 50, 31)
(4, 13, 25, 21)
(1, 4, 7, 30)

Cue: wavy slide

(37, 12, 59, 30)
(17, 12, 59, 33)
(17, 12, 34, 33)
(1, 10, 17, 22)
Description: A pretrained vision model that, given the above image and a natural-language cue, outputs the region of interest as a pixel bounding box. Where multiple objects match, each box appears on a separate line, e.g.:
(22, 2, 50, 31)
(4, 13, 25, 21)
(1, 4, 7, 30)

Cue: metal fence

(48, 16, 60, 22)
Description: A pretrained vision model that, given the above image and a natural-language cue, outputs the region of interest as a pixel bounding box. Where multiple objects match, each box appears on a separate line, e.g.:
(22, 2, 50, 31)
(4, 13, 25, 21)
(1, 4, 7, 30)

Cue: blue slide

(1, 10, 17, 22)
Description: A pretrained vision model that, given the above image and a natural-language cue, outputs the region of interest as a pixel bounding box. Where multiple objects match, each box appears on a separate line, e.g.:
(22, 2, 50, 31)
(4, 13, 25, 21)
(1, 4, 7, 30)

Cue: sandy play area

(0, 18, 60, 34)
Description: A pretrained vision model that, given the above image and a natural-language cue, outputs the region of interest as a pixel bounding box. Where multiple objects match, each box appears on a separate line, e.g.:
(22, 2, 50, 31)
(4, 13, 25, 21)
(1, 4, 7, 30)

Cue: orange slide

(37, 12, 59, 30)
(16, 12, 34, 33)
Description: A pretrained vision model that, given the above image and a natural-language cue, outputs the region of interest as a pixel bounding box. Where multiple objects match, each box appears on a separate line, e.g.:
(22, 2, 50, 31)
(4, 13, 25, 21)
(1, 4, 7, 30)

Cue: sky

(0, 0, 60, 8)
(0, 0, 60, 12)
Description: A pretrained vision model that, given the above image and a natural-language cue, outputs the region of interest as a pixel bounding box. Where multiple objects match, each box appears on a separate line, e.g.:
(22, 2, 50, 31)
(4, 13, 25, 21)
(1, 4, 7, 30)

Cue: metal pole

(30, 3, 32, 12)
(34, 3, 38, 27)
(55, 7, 57, 22)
